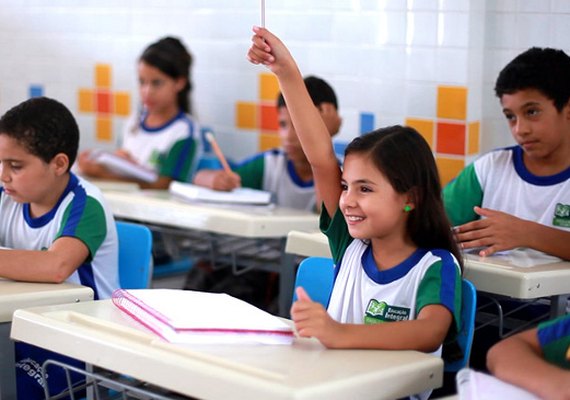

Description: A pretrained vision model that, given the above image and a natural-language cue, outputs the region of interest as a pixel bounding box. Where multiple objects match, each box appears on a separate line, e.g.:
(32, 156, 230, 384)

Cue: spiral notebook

(112, 289, 294, 345)
(169, 181, 272, 205)
(456, 368, 539, 400)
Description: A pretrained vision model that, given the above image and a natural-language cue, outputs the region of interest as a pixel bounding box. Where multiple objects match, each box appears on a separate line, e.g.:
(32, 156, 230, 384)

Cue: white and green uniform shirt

(444, 146, 570, 230)
(235, 149, 315, 210)
(0, 173, 119, 300)
(122, 110, 201, 182)
(537, 313, 570, 370)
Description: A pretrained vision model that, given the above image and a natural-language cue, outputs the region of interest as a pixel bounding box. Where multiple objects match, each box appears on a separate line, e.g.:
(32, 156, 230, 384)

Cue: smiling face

(339, 153, 410, 242)
(0, 135, 59, 205)
(138, 61, 185, 116)
(500, 88, 570, 171)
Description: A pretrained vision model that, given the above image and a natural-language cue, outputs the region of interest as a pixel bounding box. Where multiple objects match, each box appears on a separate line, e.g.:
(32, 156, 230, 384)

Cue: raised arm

(247, 27, 341, 216)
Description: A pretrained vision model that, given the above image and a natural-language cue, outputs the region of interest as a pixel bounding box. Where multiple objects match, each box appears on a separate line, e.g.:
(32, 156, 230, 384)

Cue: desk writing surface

(0, 279, 94, 323)
(104, 190, 319, 238)
(285, 231, 330, 258)
(11, 300, 443, 400)
(89, 179, 139, 193)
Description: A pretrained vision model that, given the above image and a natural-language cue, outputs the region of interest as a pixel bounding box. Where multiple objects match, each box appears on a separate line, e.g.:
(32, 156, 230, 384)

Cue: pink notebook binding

(112, 289, 294, 345)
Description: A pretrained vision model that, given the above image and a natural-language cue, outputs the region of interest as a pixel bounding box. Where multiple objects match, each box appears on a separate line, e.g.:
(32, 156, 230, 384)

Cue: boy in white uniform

(0, 97, 119, 399)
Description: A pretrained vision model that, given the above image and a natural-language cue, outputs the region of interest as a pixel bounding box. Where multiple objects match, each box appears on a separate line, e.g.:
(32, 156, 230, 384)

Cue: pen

(261, 0, 265, 27)
(205, 131, 233, 175)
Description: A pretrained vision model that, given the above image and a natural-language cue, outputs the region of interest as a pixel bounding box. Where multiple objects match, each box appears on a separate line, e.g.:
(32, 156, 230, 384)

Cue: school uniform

(321, 208, 462, 400)
(537, 313, 570, 369)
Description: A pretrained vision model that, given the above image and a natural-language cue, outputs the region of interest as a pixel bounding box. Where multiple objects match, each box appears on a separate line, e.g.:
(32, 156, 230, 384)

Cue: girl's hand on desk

(291, 287, 344, 348)
(454, 207, 528, 257)
(193, 170, 241, 191)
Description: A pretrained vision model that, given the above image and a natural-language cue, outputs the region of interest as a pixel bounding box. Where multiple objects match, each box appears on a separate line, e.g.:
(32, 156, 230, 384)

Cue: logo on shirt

(364, 299, 410, 324)
(553, 203, 570, 228)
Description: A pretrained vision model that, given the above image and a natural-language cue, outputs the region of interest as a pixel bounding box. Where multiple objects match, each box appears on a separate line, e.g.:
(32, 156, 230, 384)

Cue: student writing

(247, 27, 462, 400)
(443, 47, 570, 260)
(78, 36, 201, 189)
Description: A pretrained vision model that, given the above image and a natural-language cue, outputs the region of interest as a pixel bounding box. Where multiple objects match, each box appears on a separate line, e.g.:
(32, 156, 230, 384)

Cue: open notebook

(91, 151, 158, 183)
(112, 289, 294, 345)
(169, 181, 272, 205)
(456, 368, 539, 400)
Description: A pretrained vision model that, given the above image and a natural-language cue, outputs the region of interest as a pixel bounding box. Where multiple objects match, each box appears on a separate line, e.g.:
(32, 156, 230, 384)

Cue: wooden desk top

(11, 300, 443, 400)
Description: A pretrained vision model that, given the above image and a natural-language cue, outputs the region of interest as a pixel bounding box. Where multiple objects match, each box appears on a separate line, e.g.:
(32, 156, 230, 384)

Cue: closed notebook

(112, 289, 294, 345)
(456, 368, 539, 400)
(169, 181, 272, 205)
(91, 151, 158, 183)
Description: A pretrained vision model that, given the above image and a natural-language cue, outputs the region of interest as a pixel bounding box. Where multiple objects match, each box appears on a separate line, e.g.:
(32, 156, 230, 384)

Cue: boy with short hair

(443, 47, 570, 261)
(487, 313, 570, 399)
(0, 97, 119, 399)
(194, 75, 342, 211)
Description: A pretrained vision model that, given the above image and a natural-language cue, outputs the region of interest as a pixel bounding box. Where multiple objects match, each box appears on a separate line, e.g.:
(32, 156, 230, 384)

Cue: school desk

(0, 279, 93, 400)
(90, 179, 139, 193)
(102, 190, 319, 316)
(284, 230, 570, 318)
(10, 299, 444, 400)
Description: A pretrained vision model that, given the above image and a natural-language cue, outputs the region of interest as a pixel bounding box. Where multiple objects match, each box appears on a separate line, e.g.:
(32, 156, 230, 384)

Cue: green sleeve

(234, 155, 264, 190)
(319, 206, 354, 265)
(59, 197, 107, 261)
(537, 314, 570, 369)
(159, 137, 199, 182)
(443, 163, 484, 226)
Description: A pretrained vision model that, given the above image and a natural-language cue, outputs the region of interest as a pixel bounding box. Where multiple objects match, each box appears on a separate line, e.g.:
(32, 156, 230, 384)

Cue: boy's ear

(175, 77, 188, 93)
(52, 153, 70, 175)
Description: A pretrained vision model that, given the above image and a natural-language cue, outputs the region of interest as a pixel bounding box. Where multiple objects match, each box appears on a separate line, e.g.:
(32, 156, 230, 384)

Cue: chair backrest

(293, 257, 335, 307)
(445, 278, 477, 372)
(116, 221, 153, 289)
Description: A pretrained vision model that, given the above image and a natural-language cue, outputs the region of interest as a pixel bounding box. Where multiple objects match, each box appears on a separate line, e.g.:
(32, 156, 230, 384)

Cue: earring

(404, 205, 412, 212)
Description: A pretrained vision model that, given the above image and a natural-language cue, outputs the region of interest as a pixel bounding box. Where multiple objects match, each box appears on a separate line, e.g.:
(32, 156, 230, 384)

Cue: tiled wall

(0, 0, 569, 184)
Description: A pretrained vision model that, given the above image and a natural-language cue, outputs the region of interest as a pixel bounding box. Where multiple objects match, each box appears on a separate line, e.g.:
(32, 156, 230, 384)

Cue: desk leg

(0, 323, 16, 400)
(279, 252, 297, 318)
(550, 294, 569, 318)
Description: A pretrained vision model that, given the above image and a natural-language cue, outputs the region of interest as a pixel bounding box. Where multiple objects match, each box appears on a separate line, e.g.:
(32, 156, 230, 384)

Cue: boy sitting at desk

(193, 75, 341, 211)
(487, 313, 570, 400)
(0, 97, 119, 399)
(186, 76, 341, 310)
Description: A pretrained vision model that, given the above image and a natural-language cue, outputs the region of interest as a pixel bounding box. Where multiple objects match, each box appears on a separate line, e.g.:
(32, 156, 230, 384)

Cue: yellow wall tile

(236, 102, 257, 129)
(259, 132, 280, 151)
(95, 64, 112, 88)
(468, 121, 480, 155)
(259, 73, 280, 102)
(406, 118, 434, 148)
(436, 157, 465, 187)
(437, 85, 467, 120)
(114, 91, 131, 116)
(96, 116, 113, 142)
(78, 88, 94, 113)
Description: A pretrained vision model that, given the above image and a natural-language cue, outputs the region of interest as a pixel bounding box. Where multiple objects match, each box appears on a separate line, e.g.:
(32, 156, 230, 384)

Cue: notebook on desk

(456, 368, 539, 400)
(91, 151, 158, 183)
(112, 289, 294, 345)
(169, 181, 272, 205)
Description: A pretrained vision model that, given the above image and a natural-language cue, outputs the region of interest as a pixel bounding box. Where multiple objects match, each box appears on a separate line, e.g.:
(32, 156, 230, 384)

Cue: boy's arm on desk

(0, 237, 89, 283)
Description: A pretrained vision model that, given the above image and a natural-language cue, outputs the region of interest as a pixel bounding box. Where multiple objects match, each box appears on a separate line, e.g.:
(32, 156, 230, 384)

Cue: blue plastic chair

(292, 257, 335, 307)
(445, 279, 477, 372)
(116, 221, 153, 289)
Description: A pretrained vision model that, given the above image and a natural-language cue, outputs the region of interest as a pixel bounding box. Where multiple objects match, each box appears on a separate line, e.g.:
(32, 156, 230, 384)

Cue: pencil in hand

(205, 131, 233, 175)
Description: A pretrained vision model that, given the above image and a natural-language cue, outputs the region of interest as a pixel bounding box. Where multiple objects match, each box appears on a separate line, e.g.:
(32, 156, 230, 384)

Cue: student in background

(487, 313, 570, 400)
(248, 27, 462, 400)
(78, 36, 201, 189)
(0, 97, 119, 399)
(193, 75, 341, 211)
(443, 47, 570, 261)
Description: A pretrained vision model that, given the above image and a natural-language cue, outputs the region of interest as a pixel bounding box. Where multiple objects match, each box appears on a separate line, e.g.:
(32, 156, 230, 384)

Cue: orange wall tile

(236, 102, 257, 129)
(259, 73, 280, 102)
(436, 157, 465, 187)
(259, 132, 280, 151)
(78, 89, 94, 113)
(96, 90, 113, 114)
(260, 104, 278, 131)
(95, 64, 112, 88)
(436, 122, 466, 155)
(468, 121, 480, 155)
(406, 118, 435, 148)
(96, 116, 112, 141)
(437, 86, 467, 120)
(114, 92, 131, 116)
